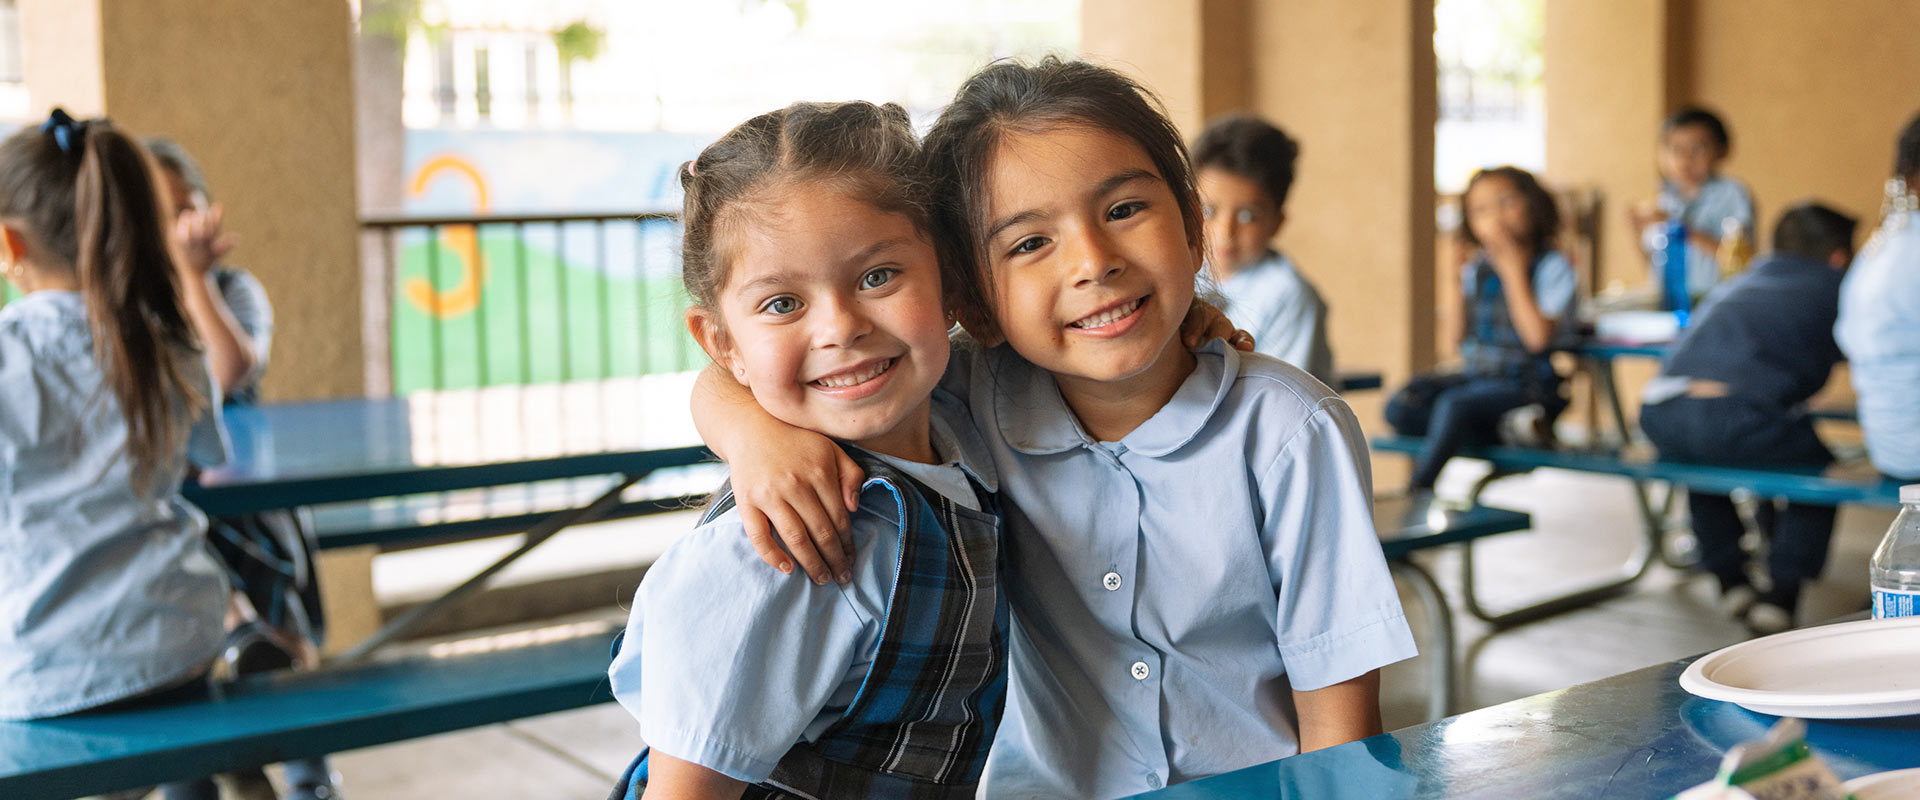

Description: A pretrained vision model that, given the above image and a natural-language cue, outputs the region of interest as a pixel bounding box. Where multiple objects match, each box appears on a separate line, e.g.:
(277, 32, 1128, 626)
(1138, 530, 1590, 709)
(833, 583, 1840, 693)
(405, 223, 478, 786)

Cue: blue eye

(761, 296, 799, 315)
(1108, 201, 1145, 221)
(861, 267, 897, 289)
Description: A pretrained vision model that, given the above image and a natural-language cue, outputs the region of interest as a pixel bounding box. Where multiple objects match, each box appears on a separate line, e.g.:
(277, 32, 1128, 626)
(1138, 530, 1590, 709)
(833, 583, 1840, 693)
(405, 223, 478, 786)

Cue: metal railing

(360, 210, 700, 396)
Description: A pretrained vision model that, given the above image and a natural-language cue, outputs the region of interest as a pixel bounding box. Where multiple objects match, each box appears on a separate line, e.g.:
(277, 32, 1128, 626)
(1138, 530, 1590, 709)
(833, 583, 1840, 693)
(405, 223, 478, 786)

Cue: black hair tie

(41, 108, 84, 155)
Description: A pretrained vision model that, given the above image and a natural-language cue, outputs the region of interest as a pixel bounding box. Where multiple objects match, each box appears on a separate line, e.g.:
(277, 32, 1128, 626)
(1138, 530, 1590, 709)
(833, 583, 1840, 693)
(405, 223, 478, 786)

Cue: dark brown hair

(921, 57, 1204, 336)
(1771, 201, 1857, 262)
(1662, 105, 1732, 154)
(1192, 113, 1300, 209)
(1896, 109, 1920, 182)
(678, 100, 966, 313)
(1459, 166, 1561, 258)
(0, 114, 202, 494)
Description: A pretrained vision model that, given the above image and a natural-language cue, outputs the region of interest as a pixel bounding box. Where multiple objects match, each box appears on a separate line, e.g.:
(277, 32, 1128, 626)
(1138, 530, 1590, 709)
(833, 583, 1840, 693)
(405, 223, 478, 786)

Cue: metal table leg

(335, 472, 645, 663)
(1456, 470, 1660, 628)
(1390, 558, 1456, 721)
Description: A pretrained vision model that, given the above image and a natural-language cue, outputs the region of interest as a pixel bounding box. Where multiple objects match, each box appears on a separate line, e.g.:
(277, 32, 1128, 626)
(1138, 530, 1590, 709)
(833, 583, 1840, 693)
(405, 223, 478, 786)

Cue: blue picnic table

(185, 390, 716, 659)
(1128, 655, 1920, 799)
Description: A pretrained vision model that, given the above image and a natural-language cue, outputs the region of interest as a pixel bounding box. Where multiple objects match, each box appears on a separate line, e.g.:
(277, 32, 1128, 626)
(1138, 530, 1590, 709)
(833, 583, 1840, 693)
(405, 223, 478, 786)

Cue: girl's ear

(686, 307, 747, 386)
(0, 224, 28, 266)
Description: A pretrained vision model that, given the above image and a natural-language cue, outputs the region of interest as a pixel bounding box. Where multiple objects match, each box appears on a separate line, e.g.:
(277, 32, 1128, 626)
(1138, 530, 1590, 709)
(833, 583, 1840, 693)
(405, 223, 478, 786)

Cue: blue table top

(1128, 658, 1920, 799)
(185, 393, 712, 515)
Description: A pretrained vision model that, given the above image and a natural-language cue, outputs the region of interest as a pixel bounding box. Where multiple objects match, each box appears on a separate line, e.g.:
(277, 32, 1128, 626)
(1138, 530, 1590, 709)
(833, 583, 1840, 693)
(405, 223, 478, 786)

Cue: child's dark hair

(1662, 105, 1731, 154)
(1191, 114, 1300, 208)
(678, 100, 965, 312)
(1459, 166, 1561, 257)
(1771, 201, 1857, 263)
(0, 111, 202, 493)
(1895, 109, 1920, 181)
(922, 57, 1203, 331)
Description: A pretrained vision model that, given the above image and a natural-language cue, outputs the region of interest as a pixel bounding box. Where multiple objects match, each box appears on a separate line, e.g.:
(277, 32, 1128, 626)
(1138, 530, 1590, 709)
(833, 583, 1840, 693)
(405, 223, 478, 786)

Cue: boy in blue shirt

(1628, 106, 1757, 298)
(1192, 114, 1334, 385)
(1639, 202, 1858, 635)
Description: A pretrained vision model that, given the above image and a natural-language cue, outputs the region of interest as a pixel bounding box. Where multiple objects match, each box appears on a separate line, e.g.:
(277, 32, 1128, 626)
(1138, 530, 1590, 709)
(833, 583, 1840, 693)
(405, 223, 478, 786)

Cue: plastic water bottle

(1870, 485, 1920, 619)
(1657, 220, 1692, 314)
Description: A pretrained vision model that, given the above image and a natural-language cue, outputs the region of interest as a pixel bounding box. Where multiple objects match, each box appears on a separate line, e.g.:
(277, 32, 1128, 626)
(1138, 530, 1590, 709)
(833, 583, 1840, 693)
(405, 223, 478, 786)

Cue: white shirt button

(1102, 571, 1122, 591)
(1146, 773, 1163, 789)
(1130, 661, 1150, 680)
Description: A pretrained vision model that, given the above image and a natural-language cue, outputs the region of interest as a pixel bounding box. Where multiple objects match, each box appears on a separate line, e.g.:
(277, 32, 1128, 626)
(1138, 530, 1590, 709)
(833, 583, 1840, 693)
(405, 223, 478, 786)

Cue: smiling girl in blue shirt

(606, 100, 1011, 800)
(692, 59, 1415, 799)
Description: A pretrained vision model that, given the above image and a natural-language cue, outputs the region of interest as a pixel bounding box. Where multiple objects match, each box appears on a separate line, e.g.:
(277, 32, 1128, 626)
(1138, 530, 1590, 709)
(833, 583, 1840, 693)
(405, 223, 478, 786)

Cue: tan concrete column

(19, 0, 363, 401)
(1544, 0, 1673, 294)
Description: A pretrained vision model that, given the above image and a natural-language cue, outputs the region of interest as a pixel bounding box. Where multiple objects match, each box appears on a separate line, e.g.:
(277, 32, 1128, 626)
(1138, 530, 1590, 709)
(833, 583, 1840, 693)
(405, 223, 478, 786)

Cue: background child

(147, 136, 339, 800)
(607, 100, 1009, 800)
(1628, 106, 1757, 298)
(1191, 113, 1334, 385)
(1386, 166, 1576, 495)
(693, 58, 1414, 799)
(1639, 202, 1858, 635)
(0, 110, 228, 800)
(1837, 109, 1920, 484)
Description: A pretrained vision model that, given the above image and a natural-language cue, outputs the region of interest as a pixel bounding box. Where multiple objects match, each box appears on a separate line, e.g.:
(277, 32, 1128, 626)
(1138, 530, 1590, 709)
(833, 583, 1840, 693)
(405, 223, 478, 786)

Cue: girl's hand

(1182, 297, 1255, 352)
(729, 431, 864, 585)
(691, 365, 864, 584)
(173, 203, 235, 278)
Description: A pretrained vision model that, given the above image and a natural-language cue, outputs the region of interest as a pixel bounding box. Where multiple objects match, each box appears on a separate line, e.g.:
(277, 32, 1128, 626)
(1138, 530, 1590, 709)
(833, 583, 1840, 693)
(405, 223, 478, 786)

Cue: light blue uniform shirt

(0, 290, 229, 720)
(1198, 250, 1334, 386)
(212, 265, 273, 403)
(1837, 210, 1920, 479)
(609, 391, 996, 782)
(951, 340, 1417, 799)
(1642, 175, 1756, 297)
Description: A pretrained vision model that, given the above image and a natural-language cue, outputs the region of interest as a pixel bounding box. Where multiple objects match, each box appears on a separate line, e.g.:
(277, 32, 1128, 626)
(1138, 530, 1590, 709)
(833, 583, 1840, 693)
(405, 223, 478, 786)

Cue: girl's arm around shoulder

(1255, 398, 1418, 691)
(690, 364, 862, 583)
(611, 504, 898, 784)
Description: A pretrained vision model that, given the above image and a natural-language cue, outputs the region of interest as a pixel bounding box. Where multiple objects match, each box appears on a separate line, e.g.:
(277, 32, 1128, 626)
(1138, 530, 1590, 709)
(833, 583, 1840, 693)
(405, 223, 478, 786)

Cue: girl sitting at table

(1386, 166, 1577, 498)
(0, 110, 228, 799)
(687, 58, 1415, 799)
(606, 99, 1011, 800)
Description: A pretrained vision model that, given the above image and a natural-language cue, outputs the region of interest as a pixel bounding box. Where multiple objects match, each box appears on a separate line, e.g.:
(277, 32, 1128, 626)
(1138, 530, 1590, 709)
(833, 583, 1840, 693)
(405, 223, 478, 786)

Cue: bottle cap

(1903, 484, 1920, 505)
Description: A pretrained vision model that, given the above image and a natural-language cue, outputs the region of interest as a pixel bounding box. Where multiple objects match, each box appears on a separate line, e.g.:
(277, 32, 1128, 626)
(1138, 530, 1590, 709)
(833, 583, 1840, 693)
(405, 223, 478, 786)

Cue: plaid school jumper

(613, 453, 1008, 800)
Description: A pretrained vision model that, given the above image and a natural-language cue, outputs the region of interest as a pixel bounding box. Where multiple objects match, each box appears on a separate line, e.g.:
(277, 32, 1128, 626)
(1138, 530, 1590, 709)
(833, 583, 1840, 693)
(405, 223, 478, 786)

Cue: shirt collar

(991, 339, 1238, 458)
(930, 386, 999, 493)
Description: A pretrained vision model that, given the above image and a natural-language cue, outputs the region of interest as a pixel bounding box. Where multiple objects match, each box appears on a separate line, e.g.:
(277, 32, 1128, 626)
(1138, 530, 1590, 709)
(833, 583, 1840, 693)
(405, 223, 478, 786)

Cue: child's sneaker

(1745, 601, 1794, 636)
(1717, 584, 1759, 619)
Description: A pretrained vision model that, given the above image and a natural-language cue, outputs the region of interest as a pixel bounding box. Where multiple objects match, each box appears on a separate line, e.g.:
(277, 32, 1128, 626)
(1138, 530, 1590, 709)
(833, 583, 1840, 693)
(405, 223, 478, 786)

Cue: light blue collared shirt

(1198, 250, 1335, 386)
(0, 290, 230, 720)
(1837, 210, 1920, 478)
(1643, 174, 1756, 297)
(951, 340, 1417, 799)
(610, 391, 996, 782)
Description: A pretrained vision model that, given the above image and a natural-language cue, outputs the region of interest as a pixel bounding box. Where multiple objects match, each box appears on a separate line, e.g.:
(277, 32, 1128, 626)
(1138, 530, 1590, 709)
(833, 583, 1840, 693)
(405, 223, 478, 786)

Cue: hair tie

(41, 108, 83, 155)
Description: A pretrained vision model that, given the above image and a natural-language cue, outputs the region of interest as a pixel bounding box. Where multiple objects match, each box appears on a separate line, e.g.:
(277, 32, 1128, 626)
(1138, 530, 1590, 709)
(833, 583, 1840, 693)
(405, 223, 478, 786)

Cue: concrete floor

(260, 466, 1900, 800)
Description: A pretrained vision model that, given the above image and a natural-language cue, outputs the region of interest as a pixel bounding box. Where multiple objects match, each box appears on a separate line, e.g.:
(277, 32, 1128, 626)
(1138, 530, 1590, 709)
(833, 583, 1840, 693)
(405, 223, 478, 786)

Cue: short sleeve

(1532, 252, 1578, 320)
(609, 490, 900, 782)
(216, 268, 274, 387)
(1259, 400, 1417, 690)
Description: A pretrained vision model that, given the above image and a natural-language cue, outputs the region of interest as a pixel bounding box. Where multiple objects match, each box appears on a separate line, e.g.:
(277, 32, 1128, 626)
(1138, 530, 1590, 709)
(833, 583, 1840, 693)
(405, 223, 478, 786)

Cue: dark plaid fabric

(1462, 255, 1562, 401)
(614, 448, 1007, 800)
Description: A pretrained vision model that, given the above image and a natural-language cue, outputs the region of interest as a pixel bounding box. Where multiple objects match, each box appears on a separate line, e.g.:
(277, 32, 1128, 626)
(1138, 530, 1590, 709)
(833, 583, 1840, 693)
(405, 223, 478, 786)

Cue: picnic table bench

(1371, 435, 1902, 628)
(0, 624, 622, 800)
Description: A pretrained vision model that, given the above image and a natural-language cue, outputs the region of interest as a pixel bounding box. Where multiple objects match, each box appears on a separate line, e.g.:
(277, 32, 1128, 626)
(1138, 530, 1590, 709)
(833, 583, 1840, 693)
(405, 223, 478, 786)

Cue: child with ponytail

(0, 109, 228, 798)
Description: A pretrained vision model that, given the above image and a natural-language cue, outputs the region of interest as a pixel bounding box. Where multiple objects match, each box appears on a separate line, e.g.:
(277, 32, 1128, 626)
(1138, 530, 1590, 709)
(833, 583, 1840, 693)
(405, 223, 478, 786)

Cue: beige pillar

(1544, 0, 1673, 293)
(19, 0, 363, 401)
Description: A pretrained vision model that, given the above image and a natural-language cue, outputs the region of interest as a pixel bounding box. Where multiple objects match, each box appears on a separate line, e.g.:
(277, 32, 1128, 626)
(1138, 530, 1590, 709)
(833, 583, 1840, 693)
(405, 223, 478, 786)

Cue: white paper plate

(1845, 768, 1920, 799)
(1679, 617, 1920, 718)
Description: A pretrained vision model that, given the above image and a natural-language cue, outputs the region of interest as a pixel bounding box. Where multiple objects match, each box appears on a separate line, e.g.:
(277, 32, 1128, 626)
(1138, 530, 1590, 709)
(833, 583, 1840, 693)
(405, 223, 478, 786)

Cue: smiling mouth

(1068, 297, 1145, 330)
(812, 358, 896, 389)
